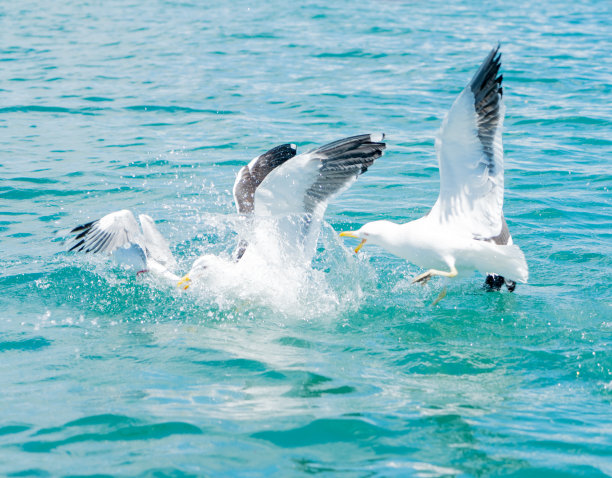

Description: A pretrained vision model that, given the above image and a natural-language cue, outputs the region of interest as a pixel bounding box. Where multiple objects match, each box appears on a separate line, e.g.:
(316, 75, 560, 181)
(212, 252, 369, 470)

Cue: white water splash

(181, 218, 371, 319)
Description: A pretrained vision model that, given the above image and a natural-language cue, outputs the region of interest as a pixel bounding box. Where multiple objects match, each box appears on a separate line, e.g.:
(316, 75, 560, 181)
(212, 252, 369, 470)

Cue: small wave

(7, 177, 60, 185)
(511, 76, 559, 84)
(0, 425, 30, 436)
(82, 96, 113, 102)
(124, 105, 237, 115)
(0, 105, 103, 115)
(0, 336, 51, 353)
(315, 49, 388, 59)
(513, 116, 611, 127)
(0, 188, 86, 200)
(252, 417, 394, 447)
(22, 421, 202, 453)
(34, 414, 138, 436)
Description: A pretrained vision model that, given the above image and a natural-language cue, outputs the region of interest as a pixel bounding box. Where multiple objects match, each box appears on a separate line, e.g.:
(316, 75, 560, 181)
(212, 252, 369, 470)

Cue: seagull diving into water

(68, 134, 386, 287)
(340, 46, 528, 290)
(68, 210, 180, 281)
(179, 133, 386, 288)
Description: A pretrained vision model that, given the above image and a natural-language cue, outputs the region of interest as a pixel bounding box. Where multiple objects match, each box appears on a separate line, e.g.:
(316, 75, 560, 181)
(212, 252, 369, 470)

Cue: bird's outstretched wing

(233, 143, 298, 214)
(138, 214, 176, 268)
(429, 45, 505, 240)
(254, 133, 386, 218)
(69, 209, 142, 254)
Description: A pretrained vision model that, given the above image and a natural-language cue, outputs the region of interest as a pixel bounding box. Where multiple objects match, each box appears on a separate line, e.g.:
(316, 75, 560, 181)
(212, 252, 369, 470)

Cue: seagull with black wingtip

(340, 46, 528, 293)
(181, 133, 386, 288)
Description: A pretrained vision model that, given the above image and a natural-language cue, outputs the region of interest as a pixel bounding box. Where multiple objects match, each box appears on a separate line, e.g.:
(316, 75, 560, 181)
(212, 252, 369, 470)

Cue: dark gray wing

(232, 143, 297, 214)
(303, 133, 386, 214)
(254, 133, 386, 217)
(470, 44, 503, 165)
(231, 143, 297, 261)
(470, 45, 508, 244)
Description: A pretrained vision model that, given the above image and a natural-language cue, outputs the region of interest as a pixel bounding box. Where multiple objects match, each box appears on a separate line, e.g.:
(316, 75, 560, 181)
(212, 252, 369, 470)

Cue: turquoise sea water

(1, 0, 611, 476)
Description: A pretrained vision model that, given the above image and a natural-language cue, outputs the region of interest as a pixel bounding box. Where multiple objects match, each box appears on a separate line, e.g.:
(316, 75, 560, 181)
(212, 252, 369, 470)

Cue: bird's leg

(412, 265, 458, 285)
(431, 287, 448, 306)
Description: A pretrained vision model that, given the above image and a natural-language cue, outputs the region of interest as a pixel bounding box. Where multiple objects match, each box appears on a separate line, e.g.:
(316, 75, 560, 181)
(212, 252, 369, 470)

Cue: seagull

(340, 46, 528, 290)
(68, 210, 179, 281)
(67, 134, 386, 289)
(179, 133, 386, 288)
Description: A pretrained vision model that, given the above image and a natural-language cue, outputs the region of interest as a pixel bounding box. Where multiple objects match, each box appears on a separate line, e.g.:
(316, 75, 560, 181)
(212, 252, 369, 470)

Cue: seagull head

(177, 255, 216, 290)
(339, 220, 398, 253)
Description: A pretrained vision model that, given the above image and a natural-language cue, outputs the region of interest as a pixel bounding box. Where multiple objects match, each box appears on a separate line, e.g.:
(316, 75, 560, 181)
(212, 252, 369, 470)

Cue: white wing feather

(69, 209, 143, 254)
(428, 48, 505, 240)
(254, 153, 320, 217)
(139, 214, 177, 269)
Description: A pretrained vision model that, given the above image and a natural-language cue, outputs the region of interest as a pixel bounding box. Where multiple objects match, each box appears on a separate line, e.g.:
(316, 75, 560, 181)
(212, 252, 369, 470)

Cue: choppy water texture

(1, 0, 611, 476)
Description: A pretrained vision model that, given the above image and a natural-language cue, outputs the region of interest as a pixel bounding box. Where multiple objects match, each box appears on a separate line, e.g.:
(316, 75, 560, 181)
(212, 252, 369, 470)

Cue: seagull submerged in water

(179, 133, 386, 288)
(340, 46, 528, 290)
(68, 134, 386, 287)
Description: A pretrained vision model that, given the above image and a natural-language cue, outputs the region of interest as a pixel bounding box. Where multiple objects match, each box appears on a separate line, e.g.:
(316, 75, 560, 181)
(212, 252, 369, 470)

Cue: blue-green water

(1, 0, 611, 476)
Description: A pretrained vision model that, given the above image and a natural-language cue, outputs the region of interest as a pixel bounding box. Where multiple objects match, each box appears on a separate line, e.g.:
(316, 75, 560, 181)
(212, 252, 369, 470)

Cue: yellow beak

(177, 275, 191, 290)
(339, 231, 367, 253)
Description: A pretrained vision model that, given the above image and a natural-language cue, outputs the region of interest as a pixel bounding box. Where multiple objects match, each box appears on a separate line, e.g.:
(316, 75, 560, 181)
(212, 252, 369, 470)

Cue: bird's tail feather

(486, 244, 528, 283)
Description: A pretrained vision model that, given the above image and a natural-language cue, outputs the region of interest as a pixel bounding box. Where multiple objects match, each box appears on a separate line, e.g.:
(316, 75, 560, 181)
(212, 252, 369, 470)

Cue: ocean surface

(1, 0, 611, 476)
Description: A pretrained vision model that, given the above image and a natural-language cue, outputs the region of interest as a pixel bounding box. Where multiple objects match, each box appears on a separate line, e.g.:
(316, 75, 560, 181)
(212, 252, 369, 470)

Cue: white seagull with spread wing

(340, 46, 528, 290)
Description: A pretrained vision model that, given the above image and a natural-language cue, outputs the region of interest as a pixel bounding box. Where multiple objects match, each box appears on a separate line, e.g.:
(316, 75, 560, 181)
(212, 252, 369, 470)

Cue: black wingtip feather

(469, 45, 503, 99)
(70, 220, 96, 234)
(69, 239, 85, 252)
(302, 134, 386, 213)
(313, 134, 386, 158)
(74, 228, 91, 240)
(261, 143, 297, 170)
(69, 220, 98, 252)
(467, 46, 504, 165)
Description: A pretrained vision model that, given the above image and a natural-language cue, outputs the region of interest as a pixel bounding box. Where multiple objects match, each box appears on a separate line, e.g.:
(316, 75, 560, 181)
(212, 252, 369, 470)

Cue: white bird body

(354, 219, 527, 282)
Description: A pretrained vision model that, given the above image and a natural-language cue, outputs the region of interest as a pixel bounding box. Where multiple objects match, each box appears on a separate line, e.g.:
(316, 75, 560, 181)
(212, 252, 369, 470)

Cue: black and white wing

(232, 143, 298, 214)
(69, 210, 177, 277)
(253, 133, 386, 218)
(429, 45, 505, 240)
(69, 209, 143, 254)
(231, 143, 297, 260)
